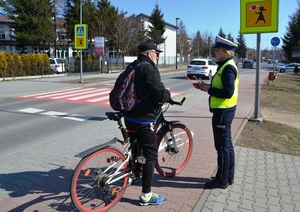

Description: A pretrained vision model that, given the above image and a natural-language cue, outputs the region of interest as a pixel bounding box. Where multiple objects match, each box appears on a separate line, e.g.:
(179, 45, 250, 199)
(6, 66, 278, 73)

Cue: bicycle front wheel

(70, 146, 129, 212)
(156, 123, 193, 177)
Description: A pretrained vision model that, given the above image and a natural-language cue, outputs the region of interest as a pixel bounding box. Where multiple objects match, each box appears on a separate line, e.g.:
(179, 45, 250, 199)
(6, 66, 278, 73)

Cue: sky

(109, 0, 299, 50)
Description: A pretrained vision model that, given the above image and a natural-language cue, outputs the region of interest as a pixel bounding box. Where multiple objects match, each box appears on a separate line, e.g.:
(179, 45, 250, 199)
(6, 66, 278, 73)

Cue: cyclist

(123, 39, 171, 205)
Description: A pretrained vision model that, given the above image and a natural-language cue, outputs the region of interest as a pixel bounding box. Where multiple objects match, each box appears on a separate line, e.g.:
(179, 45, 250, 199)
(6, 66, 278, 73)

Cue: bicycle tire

(70, 146, 129, 212)
(155, 123, 193, 177)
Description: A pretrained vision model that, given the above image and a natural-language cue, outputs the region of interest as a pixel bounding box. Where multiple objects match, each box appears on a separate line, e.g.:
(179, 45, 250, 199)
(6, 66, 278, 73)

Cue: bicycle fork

(167, 126, 180, 154)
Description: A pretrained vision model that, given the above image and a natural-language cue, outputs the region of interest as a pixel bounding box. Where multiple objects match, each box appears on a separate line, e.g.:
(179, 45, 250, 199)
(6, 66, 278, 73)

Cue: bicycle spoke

(70, 147, 129, 211)
(156, 124, 193, 177)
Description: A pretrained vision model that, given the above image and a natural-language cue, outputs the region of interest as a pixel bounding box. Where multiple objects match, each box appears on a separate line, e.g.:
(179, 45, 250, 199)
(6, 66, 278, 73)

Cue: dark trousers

(125, 120, 157, 193)
(212, 111, 235, 185)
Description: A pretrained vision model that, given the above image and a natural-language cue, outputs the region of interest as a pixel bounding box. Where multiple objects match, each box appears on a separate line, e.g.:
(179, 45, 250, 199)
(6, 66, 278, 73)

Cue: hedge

(0, 52, 51, 78)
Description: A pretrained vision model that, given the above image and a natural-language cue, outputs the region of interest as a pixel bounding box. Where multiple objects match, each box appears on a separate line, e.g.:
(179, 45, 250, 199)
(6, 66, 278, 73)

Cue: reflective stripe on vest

(210, 59, 239, 109)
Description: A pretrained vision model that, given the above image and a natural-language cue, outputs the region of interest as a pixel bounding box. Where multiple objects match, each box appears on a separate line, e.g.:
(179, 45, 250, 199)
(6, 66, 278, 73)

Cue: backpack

(109, 61, 150, 112)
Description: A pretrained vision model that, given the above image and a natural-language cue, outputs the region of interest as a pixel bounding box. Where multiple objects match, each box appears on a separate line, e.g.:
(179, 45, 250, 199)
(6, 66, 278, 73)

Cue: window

(0, 30, 5, 40)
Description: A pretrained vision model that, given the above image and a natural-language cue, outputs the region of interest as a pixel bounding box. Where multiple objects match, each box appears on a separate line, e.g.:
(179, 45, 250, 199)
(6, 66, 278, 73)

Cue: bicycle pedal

(137, 156, 146, 164)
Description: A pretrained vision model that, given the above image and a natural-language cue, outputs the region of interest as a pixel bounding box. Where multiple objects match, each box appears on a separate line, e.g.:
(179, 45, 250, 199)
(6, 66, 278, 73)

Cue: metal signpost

(240, 0, 279, 122)
(95, 37, 105, 73)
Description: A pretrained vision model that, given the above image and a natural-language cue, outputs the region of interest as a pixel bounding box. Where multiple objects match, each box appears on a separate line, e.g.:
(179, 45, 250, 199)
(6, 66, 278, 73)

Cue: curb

(192, 105, 255, 212)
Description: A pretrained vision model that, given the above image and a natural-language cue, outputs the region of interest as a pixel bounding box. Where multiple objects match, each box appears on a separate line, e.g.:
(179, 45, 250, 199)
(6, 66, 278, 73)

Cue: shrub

(0, 52, 8, 78)
(0, 52, 51, 78)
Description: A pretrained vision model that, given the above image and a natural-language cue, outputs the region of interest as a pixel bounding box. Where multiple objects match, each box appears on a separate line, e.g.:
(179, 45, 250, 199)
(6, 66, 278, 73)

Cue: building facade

(0, 14, 177, 65)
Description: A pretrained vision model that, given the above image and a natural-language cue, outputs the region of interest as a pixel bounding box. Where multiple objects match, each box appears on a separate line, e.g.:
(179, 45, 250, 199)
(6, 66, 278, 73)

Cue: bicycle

(70, 97, 193, 211)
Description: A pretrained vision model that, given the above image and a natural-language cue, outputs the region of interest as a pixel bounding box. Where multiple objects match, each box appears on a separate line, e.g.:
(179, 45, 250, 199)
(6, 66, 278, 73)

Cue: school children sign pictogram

(74, 24, 87, 49)
(240, 0, 278, 34)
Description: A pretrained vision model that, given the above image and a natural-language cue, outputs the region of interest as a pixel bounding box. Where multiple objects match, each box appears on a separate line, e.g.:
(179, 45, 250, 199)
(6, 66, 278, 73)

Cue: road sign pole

(250, 33, 263, 122)
(79, 1, 83, 83)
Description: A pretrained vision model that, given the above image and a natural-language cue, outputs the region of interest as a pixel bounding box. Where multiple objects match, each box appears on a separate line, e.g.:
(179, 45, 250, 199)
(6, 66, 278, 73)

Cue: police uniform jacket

(207, 58, 238, 113)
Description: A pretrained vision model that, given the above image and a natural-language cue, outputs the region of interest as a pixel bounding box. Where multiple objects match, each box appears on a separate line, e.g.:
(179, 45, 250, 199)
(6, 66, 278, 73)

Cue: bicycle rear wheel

(70, 146, 129, 212)
(156, 123, 193, 177)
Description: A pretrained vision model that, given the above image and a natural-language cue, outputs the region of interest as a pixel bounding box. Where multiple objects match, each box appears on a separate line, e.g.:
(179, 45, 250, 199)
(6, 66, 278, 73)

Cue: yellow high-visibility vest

(210, 59, 239, 109)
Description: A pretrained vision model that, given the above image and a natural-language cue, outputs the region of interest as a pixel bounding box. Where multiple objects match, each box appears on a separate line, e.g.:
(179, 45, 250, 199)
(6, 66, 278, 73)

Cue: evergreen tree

(282, 2, 300, 62)
(95, 0, 118, 49)
(218, 28, 226, 38)
(148, 4, 166, 47)
(63, 0, 81, 42)
(0, 0, 54, 52)
(236, 31, 247, 59)
(227, 32, 234, 43)
(192, 31, 203, 58)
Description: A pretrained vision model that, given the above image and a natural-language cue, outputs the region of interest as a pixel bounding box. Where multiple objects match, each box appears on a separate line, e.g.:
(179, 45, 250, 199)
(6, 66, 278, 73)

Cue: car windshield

(190, 60, 206, 65)
(56, 59, 63, 64)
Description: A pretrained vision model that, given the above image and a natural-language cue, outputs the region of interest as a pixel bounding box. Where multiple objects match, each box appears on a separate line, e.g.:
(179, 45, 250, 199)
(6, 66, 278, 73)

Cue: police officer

(193, 35, 239, 189)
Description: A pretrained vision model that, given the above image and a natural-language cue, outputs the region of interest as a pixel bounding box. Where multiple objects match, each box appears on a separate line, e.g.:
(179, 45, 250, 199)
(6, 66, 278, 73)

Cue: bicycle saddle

(105, 112, 124, 121)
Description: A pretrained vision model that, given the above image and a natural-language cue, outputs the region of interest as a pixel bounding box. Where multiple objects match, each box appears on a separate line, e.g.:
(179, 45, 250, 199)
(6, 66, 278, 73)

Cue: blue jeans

(212, 111, 235, 185)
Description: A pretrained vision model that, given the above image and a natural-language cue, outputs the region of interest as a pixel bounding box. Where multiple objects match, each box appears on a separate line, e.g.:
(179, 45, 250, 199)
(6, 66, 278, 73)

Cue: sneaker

(139, 192, 166, 206)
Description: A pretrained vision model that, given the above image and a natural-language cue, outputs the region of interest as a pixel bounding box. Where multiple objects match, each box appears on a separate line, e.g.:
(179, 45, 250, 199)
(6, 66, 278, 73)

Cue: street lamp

(208, 36, 211, 59)
(197, 42, 199, 58)
(175, 17, 180, 70)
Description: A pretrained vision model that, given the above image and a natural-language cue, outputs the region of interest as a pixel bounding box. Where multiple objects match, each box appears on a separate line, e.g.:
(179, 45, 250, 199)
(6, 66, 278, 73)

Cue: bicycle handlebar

(168, 97, 186, 106)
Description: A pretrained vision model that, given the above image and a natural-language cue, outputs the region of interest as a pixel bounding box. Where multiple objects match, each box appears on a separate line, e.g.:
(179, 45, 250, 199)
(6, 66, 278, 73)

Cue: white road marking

(18, 108, 92, 122)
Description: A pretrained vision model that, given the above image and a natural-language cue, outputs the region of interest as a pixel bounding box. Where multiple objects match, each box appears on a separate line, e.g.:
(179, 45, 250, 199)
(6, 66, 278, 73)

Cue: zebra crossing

(17, 87, 112, 106)
(17, 86, 180, 107)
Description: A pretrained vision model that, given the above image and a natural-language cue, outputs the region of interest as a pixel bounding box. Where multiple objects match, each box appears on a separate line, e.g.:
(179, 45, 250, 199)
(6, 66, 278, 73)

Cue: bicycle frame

(104, 151, 131, 185)
(70, 97, 192, 211)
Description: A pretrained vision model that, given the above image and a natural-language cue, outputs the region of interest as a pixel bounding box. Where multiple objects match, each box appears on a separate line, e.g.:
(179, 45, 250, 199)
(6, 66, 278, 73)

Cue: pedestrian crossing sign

(74, 24, 87, 49)
(76, 27, 84, 36)
(240, 0, 278, 34)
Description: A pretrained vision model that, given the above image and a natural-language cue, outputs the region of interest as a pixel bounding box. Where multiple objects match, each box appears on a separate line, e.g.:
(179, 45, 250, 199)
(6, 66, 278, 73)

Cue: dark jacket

(208, 58, 237, 113)
(124, 54, 171, 121)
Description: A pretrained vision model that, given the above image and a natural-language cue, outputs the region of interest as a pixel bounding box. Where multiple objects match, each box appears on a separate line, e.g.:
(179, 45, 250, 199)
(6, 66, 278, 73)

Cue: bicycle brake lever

(169, 97, 186, 106)
(180, 97, 186, 106)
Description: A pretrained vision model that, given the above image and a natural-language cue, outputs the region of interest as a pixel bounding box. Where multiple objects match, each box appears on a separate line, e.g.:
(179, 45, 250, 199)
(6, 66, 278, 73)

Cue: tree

(177, 20, 190, 63)
(227, 32, 234, 43)
(202, 31, 214, 58)
(0, 0, 54, 52)
(147, 4, 166, 47)
(191, 31, 202, 58)
(111, 12, 145, 58)
(63, 0, 81, 42)
(282, 1, 300, 62)
(95, 0, 118, 49)
(236, 31, 247, 59)
(218, 28, 226, 38)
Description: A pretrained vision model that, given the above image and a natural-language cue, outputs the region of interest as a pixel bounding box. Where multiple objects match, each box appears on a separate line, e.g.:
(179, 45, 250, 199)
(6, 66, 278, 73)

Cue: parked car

(242, 60, 254, 69)
(50, 58, 64, 73)
(186, 58, 218, 79)
(275, 62, 300, 73)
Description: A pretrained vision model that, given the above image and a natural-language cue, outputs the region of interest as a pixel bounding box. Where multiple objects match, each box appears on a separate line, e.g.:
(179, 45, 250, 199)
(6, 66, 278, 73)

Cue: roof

(0, 16, 15, 23)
